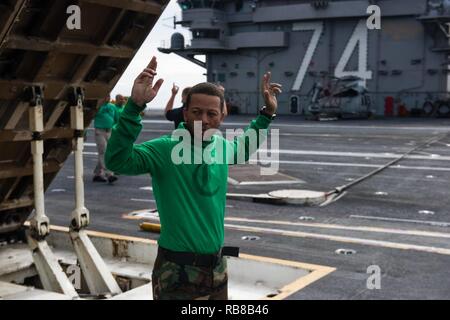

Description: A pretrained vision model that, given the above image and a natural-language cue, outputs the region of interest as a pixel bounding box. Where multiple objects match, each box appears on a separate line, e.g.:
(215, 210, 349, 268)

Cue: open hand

(261, 72, 282, 115)
(172, 83, 179, 96)
(131, 56, 164, 108)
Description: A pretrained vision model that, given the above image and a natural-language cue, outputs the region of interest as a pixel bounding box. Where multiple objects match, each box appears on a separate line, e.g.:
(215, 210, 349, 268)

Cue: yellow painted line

(39, 224, 335, 300)
(122, 214, 142, 220)
(225, 223, 450, 256)
(240, 253, 335, 300)
(272, 269, 335, 300)
(226, 217, 450, 239)
(45, 224, 158, 245)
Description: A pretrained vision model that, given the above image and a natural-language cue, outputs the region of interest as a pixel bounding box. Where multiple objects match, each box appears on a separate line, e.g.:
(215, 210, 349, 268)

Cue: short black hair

(182, 87, 191, 97)
(185, 82, 224, 112)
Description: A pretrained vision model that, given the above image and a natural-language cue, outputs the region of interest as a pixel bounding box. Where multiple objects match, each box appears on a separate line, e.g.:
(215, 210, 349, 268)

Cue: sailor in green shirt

(93, 95, 118, 183)
(113, 94, 126, 124)
(105, 56, 281, 300)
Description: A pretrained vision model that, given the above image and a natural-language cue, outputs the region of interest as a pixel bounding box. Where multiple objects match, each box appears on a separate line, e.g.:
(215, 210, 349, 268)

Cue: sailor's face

(116, 95, 126, 106)
(183, 93, 224, 136)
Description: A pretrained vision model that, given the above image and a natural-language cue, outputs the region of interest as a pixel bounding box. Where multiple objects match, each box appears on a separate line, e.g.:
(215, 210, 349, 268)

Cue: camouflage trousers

(151, 248, 228, 300)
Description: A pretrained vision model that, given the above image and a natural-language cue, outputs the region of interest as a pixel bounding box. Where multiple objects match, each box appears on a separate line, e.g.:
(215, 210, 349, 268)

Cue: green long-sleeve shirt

(105, 99, 271, 254)
(113, 103, 124, 124)
(94, 102, 117, 129)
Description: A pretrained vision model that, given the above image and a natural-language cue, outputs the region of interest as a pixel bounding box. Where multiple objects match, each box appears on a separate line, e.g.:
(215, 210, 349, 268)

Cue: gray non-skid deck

(39, 115, 450, 299)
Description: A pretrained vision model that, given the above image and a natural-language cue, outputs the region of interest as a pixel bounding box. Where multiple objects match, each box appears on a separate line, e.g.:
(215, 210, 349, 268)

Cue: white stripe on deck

(131, 198, 155, 203)
(84, 142, 450, 161)
(350, 215, 450, 227)
(236, 180, 305, 186)
(142, 119, 450, 131)
(88, 128, 443, 139)
(226, 217, 450, 239)
(224, 223, 450, 256)
(82, 152, 450, 172)
(249, 159, 450, 172)
(257, 149, 450, 161)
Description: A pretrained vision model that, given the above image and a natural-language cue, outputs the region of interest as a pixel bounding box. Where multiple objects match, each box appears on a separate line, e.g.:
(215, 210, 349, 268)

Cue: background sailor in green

(113, 94, 126, 123)
(93, 95, 118, 183)
(94, 95, 116, 129)
(105, 56, 281, 300)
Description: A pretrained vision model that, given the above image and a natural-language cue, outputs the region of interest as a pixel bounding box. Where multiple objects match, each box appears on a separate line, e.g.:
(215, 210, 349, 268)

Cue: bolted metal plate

(335, 249, 357, 255)
(418, 210, 435, 215)
(298, 216, 315, 221)
(123, 209, 159, 221)
(241, 235, 260, 241)
(268, 189, 327, 205)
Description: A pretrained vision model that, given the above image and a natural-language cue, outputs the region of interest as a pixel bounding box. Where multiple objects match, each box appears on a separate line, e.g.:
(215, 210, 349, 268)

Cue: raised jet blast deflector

(0, 0, 170, 236)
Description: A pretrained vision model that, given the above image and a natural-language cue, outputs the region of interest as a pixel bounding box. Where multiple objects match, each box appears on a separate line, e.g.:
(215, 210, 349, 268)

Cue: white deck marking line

(86, 128, 443, 139)
(249, 159, 450, 172)
(257, 149, 450, 161)
(350, 215, 450, 227)
(86, 127, 171, 133)
(82, 153, 450, 171)
(412, 151, 438, 157)
(226, 217, 450, 239)
(130, 198, 155, 203)
(227, 177, 240, 185)
(275, 133, 425, 139)
(224, 224, 450, 256)
(141, 120, 176, 124)
(434, 141, 450, 147)
(142, 119, 450, 131)
(237, 180, 304, 186)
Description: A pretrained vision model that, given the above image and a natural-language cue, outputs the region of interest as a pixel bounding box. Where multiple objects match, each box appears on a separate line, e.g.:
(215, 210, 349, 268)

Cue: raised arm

(229, 72, 282, 163)
(216, 84, 228, 117)
(105, 56, 165, 175)
(130, 56, 164, 108)
(165, 83, 179, 116)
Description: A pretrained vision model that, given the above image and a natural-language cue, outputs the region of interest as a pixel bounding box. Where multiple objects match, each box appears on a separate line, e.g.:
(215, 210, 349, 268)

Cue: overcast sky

(111, 0, 206, 110)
